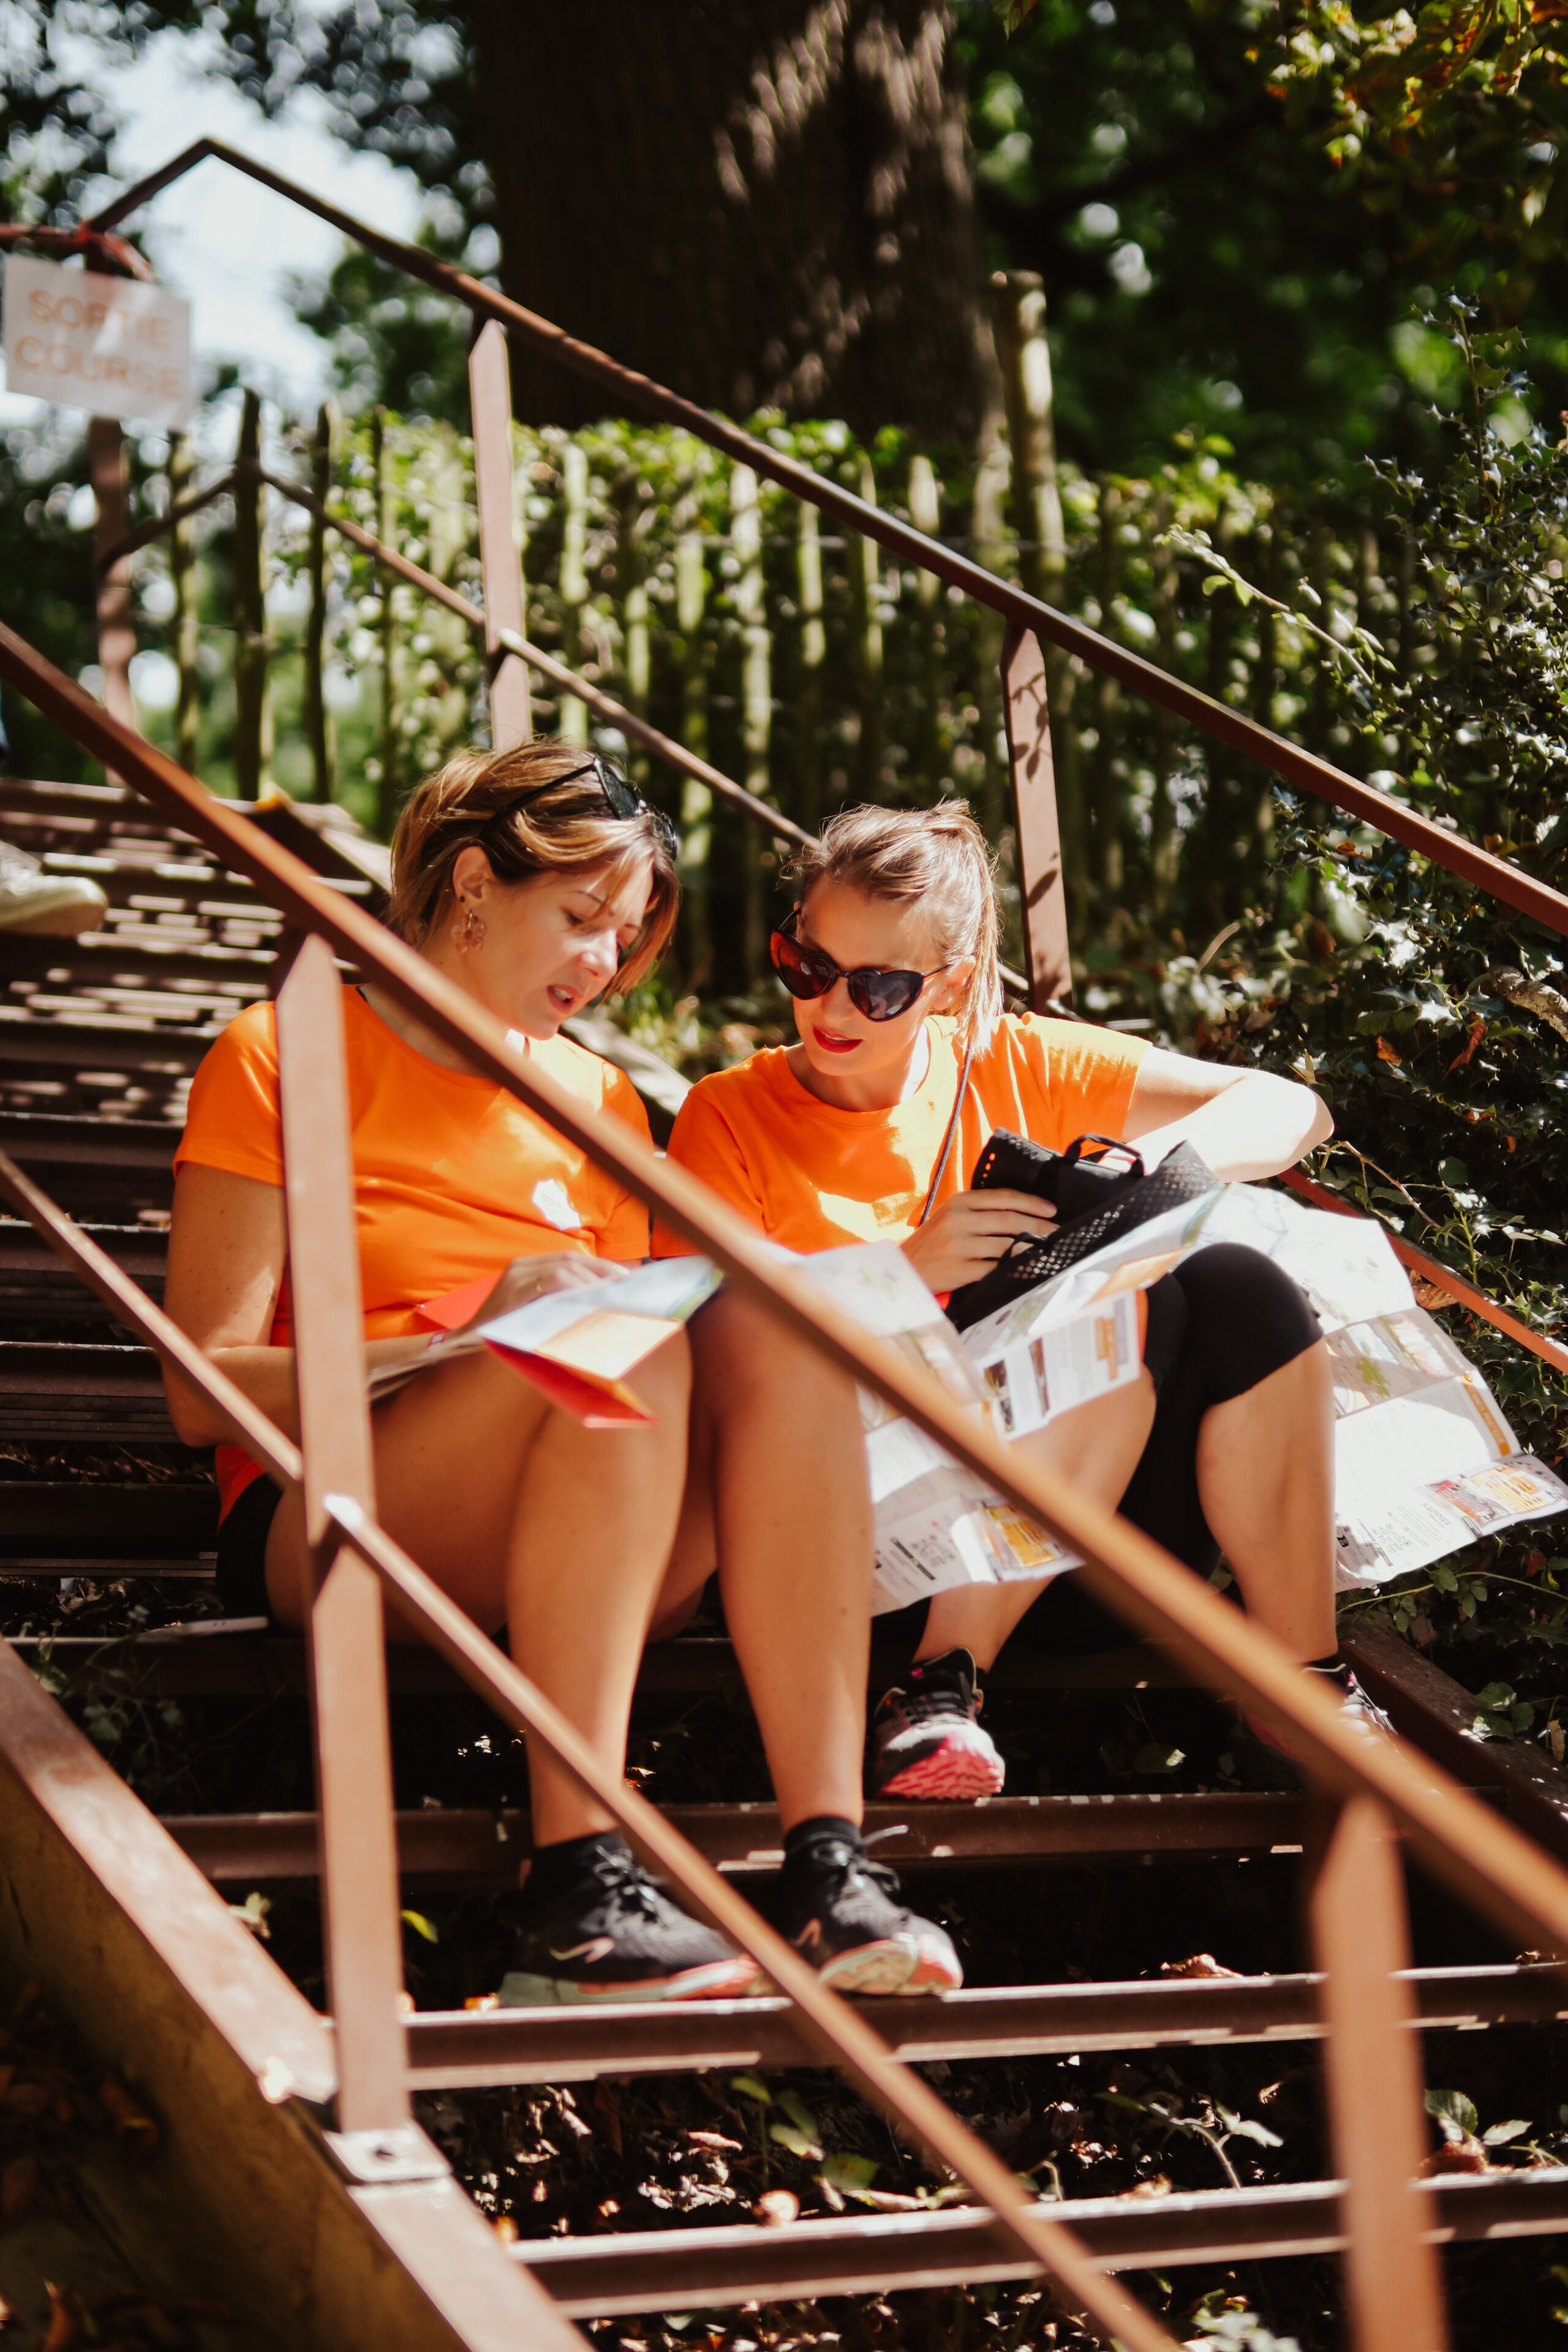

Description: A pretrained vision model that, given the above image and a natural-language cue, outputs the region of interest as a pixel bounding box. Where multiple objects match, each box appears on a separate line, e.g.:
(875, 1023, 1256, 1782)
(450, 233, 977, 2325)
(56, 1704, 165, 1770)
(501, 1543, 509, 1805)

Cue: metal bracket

(324, 2125, 450, 2185)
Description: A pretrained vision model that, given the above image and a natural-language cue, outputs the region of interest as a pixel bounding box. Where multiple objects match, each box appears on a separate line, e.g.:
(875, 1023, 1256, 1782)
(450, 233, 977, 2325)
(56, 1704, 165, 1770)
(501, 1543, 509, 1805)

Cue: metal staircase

(1, 139, 1567, 2352)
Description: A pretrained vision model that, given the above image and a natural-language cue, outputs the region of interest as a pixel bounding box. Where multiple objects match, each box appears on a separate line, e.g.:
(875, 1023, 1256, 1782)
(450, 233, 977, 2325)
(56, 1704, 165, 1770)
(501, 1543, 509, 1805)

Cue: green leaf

(729, 2072, 772, 2106)
(1133, 1743, 1185, 1773)
(1482, 2119, 1531, 2145)
(819, 2150, 879, 2193)
(401, 1908, 439, 1945)
(1425, 2087, 1479, 2141)
(1217, 2108, 1284, 2149)
(777, 2088, 819, 2138)
(769, 2121, 823, 2160)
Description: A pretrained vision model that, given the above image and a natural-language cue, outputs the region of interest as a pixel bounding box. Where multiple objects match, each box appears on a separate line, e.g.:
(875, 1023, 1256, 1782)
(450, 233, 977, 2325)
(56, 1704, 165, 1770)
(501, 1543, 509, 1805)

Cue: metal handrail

(81, 135, 1568, 948)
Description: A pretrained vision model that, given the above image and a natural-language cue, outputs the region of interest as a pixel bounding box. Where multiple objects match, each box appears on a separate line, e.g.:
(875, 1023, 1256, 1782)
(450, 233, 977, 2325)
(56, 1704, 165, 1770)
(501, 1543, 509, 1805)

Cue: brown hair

(783, 802, 1004, 1050)
(386, 742, 679, 993)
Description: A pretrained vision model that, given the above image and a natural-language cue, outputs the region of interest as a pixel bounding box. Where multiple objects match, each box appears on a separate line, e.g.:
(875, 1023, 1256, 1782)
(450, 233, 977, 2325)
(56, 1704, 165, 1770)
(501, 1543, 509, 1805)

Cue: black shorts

(214, 1474, 284, 1624)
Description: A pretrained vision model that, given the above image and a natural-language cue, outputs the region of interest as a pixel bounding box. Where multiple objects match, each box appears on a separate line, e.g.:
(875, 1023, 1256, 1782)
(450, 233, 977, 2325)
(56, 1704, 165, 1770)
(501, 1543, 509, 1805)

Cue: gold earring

(456, 899, 485, 951)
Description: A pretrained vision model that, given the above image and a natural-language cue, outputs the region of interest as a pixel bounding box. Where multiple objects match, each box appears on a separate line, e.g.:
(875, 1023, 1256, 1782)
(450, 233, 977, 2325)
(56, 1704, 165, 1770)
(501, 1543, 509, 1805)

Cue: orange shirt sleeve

(652, 1079, 769, 1257)
(173, 1004, 284, 1185)
(1016, 1016, 1148, 1145)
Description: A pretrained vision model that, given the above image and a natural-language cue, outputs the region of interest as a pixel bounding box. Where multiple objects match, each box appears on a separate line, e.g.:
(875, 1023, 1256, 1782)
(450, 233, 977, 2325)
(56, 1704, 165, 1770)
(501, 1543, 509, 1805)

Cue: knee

(1174, 1243, 1322, 1401)
(691, 1283, 858, 1419)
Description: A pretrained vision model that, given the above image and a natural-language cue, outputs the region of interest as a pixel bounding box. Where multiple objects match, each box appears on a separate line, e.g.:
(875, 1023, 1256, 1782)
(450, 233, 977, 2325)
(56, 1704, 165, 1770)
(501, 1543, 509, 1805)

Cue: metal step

(0, 1110, 176, 1218)
(0, 1339, 176, 1439)
(0, 1219, 167, 1316)
(516, 2167, 1568, 2313)
(0, 930, 276, 989)
(401, 1961, 1568, 2087)
(0, 1482, 215, 1560)
(5, 1626, 1180, 1698)
(162, 1795, 1311, 1882)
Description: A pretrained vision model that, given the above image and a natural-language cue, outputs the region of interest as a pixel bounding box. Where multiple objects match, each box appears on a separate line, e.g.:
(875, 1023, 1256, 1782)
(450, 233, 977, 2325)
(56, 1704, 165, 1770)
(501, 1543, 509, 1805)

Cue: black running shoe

(1230, 1662, 1396, 1790)
(870, 1648, 1005, 1801)
(498, 1839, 758, 2006)
(775, 1828, 963, 1995)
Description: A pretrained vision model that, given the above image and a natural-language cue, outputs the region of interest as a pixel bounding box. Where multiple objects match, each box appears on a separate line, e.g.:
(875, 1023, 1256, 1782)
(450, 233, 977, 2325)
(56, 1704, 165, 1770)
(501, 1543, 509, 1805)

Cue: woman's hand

(902, 1188, 1057, 1294)
(450, 1251, 621, 1335)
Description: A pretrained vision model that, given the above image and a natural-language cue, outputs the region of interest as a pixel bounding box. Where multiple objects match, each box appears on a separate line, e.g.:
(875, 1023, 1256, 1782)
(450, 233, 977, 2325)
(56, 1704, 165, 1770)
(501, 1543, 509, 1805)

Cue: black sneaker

(775, 1828, 963, 1995)
(1229, 1662, 1397, 1790)
(870, 1649, 1005, 1801)
(498, 1839, 758, 2006)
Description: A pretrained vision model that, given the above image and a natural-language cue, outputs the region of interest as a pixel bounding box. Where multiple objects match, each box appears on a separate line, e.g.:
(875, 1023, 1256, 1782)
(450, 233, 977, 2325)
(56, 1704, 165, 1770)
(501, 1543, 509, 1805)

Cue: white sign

(2, 254, 194, 429)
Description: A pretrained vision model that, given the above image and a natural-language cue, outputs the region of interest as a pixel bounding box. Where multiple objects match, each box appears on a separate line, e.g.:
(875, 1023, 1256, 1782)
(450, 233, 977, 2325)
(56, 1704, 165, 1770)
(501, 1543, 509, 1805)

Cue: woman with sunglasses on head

(162, 745, 959, 2005)
(656, 801, 1392, 1800)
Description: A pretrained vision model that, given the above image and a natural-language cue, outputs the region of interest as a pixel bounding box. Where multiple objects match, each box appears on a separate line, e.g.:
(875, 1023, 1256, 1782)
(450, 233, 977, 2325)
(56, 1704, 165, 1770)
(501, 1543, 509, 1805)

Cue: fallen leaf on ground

(1159, 1953, 1241, 1979)
(753, 2189, 799, 2227)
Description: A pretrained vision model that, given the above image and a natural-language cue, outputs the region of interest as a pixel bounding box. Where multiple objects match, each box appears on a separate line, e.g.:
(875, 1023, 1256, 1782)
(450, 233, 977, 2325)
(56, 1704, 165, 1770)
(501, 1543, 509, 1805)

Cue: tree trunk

(467, 1, 1000, 440)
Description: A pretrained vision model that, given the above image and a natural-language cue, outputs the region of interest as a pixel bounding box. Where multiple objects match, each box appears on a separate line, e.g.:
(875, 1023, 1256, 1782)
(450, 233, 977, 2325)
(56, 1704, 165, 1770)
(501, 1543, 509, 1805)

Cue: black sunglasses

(769, 913, 951, 1022)
(484, 755, 679, 862)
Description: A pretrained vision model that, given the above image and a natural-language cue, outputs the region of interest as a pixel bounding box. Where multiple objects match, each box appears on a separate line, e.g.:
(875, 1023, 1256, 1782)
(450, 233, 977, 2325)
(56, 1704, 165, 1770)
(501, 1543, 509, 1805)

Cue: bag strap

(918, 1032, 978, 1227)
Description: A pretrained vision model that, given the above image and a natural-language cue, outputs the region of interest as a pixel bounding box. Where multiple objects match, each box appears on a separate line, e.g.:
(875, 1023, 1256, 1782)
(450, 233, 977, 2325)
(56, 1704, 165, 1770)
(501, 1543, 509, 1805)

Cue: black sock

(521, 1828, 627, 1909)
(783, 1815, 862, 1865)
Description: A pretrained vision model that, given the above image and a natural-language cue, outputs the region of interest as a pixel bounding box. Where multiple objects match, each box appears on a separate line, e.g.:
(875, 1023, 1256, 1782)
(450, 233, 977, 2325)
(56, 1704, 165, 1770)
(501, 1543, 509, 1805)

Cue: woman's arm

(1120, 1048, 1332, 1180)
(161, 1164, 426, 1446)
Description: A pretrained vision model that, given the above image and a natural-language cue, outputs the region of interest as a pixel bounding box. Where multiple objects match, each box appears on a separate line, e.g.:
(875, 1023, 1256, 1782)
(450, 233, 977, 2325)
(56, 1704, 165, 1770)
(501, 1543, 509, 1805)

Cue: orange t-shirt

(654, 1013, 1148, 1256)
(176, 986, 654, 1511)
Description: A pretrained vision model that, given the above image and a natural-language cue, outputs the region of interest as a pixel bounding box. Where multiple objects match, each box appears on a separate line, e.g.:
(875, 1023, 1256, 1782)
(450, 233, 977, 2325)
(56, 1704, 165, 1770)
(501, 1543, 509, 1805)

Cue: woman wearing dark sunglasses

(657, 801, 1394, 1801)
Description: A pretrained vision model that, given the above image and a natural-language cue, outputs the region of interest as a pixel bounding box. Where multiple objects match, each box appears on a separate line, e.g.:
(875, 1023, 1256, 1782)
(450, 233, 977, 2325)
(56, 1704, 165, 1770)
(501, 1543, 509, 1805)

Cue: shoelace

(579, 1844, 669, 1924)
(788, 1838, 903, 1904)
(888, 1673, 976, 1727)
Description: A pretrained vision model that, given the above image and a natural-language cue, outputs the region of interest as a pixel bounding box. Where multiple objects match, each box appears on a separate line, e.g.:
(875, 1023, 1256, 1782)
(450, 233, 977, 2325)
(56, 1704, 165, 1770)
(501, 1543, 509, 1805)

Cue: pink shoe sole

(877, 1733, 1005, 1803)
(905, 1935, 965, 1992)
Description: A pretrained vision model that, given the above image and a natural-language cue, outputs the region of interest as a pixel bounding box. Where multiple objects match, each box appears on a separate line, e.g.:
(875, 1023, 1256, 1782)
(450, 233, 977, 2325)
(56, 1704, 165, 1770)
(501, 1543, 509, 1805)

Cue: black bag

(944, 1129, 1221, 1330)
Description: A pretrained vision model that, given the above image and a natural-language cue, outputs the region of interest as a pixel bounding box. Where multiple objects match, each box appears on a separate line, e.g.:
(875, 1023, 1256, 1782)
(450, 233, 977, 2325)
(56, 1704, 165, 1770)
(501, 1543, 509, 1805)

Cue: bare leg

(265, 1332, 691, 1849)
(916, 1371, 1158, 1668)
(1194, 1338, 1337, 1661)
(656, 1288, 873, 1833)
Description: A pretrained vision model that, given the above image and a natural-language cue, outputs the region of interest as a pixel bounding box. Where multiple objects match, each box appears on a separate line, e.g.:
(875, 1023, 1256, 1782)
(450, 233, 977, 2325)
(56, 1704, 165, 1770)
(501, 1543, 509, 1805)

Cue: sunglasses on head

(769, 913, 951, 1022)
(484, 754, 679, 862)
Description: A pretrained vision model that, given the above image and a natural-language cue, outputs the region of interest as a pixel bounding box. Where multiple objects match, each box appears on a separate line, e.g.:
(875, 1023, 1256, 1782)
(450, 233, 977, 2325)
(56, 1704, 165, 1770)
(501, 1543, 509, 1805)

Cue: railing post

(275, 933, 410, 2138)
(468, 319, 532, 751)
(167, 430, 201, 776)
(232, 388, 271, 801)
(1308, 1792, 1450, 2352)
(1000, 622, 1072, 1009)
(89, 418, 136, 782)
(372, 406, 400, 833)
(304, 399, 336, 802)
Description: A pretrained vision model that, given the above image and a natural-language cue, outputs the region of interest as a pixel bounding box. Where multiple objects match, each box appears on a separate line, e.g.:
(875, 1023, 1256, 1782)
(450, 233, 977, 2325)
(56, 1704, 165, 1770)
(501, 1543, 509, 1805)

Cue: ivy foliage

(1177, 306, 1568, 1668)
